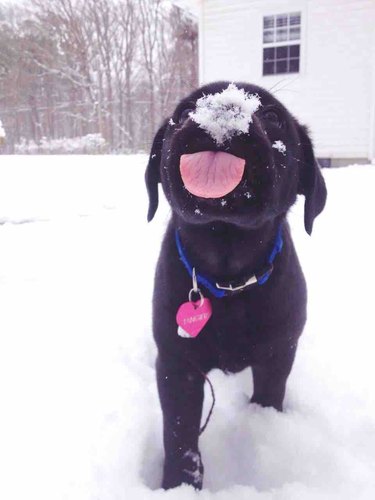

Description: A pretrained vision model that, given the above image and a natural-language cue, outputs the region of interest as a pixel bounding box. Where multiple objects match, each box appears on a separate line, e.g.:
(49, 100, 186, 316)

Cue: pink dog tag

(176, 298, 212, 338)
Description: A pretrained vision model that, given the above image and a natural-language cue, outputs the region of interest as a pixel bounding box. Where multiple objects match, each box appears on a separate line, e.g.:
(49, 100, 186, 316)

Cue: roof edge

(170, 0, 199, 15)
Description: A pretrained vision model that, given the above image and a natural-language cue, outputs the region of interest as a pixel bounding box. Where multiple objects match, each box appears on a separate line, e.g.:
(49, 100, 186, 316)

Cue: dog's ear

(145, 120, 168, 222)
(298, 125, 327, 235)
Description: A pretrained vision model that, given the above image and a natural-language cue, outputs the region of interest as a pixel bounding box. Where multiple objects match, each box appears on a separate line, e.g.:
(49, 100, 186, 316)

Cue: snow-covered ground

(0, 156, 374, 500)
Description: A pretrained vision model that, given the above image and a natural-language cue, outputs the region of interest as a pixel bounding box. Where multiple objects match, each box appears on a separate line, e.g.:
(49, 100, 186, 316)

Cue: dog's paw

(162, 449, 204, 490)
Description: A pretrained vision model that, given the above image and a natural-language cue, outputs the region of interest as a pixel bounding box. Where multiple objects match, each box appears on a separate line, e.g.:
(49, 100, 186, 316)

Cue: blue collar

(175, 225, 283, 298)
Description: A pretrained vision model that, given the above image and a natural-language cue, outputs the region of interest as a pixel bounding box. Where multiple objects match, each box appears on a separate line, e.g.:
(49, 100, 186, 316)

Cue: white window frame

(262, 12, 302, 76)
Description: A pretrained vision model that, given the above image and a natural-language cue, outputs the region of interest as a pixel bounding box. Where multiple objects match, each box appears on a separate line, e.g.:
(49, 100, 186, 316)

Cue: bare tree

(115, 0, 137, 150)
(0, 0, 198, 153)
(138, 0, 162, 137)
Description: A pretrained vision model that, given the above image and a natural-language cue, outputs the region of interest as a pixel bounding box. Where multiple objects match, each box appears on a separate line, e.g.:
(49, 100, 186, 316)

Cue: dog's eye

(179, 108, 194, 124)
(263, 110, 282, 127)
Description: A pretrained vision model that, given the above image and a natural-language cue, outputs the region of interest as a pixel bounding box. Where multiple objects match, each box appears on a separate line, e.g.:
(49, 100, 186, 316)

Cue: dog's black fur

(145, 81, 327, 490)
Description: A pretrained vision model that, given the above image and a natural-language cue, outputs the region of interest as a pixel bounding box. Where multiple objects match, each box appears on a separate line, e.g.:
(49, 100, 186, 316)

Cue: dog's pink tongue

(180, 151, 245, 198)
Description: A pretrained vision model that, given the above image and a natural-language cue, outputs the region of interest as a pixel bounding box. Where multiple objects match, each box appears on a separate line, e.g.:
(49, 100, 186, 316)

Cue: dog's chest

(197, 292, 281, 372)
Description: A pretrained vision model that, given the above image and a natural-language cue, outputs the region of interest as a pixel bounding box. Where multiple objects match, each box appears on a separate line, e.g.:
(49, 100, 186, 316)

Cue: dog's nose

(189, 84, 261, 145)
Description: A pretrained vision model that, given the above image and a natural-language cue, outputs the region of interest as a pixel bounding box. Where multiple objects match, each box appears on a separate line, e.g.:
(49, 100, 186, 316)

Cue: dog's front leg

(251, 342, 297, 411)
(156, 354, 205, 490)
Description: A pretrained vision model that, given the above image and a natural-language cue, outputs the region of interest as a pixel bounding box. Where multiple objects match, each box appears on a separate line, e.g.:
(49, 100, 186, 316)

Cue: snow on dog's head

(189, 83, 261, 145)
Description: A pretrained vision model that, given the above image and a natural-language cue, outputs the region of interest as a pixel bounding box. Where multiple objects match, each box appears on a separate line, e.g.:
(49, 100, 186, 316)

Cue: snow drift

(0, 156, 374, 500)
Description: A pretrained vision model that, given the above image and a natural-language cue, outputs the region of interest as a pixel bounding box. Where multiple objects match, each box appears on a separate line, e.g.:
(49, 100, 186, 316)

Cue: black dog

(145, 81, 326, 490)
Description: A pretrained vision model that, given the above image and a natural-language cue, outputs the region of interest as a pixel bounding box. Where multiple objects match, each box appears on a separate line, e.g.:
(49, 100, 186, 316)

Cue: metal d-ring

(189, 269, 204, 306)
(189, 288, 204, 307)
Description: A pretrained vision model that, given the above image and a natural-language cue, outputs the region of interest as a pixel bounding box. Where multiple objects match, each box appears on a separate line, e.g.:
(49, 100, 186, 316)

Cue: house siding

(199, 0, 375, 160)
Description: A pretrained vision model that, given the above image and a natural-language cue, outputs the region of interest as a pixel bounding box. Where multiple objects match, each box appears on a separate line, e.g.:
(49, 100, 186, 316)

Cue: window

(263, 12, 301, 76)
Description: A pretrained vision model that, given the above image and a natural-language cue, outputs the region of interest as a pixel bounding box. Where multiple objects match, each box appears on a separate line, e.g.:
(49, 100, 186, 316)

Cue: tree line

(0, 0, 198, 153)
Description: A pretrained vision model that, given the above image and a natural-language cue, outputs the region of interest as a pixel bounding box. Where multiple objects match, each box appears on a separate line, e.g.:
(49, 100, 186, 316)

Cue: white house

(174, 0, 375, 165)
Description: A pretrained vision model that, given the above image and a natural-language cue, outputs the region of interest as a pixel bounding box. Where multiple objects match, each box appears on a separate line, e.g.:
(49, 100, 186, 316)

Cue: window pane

(276, 28, 288, 41)
(276, 60, 288, 73)
(263, 16, 274, 29)
(276, 15, 288, 27)
(289, 44, 300, 57)
(264, 47, 275, 61)
(289, 58, 300, 72)
(289, 12, 301, 25)
(276, 46, 288, 58)
(263, 61, 275, 75)
(289, 26, 301, 40)
(263, 29, 274, 43)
